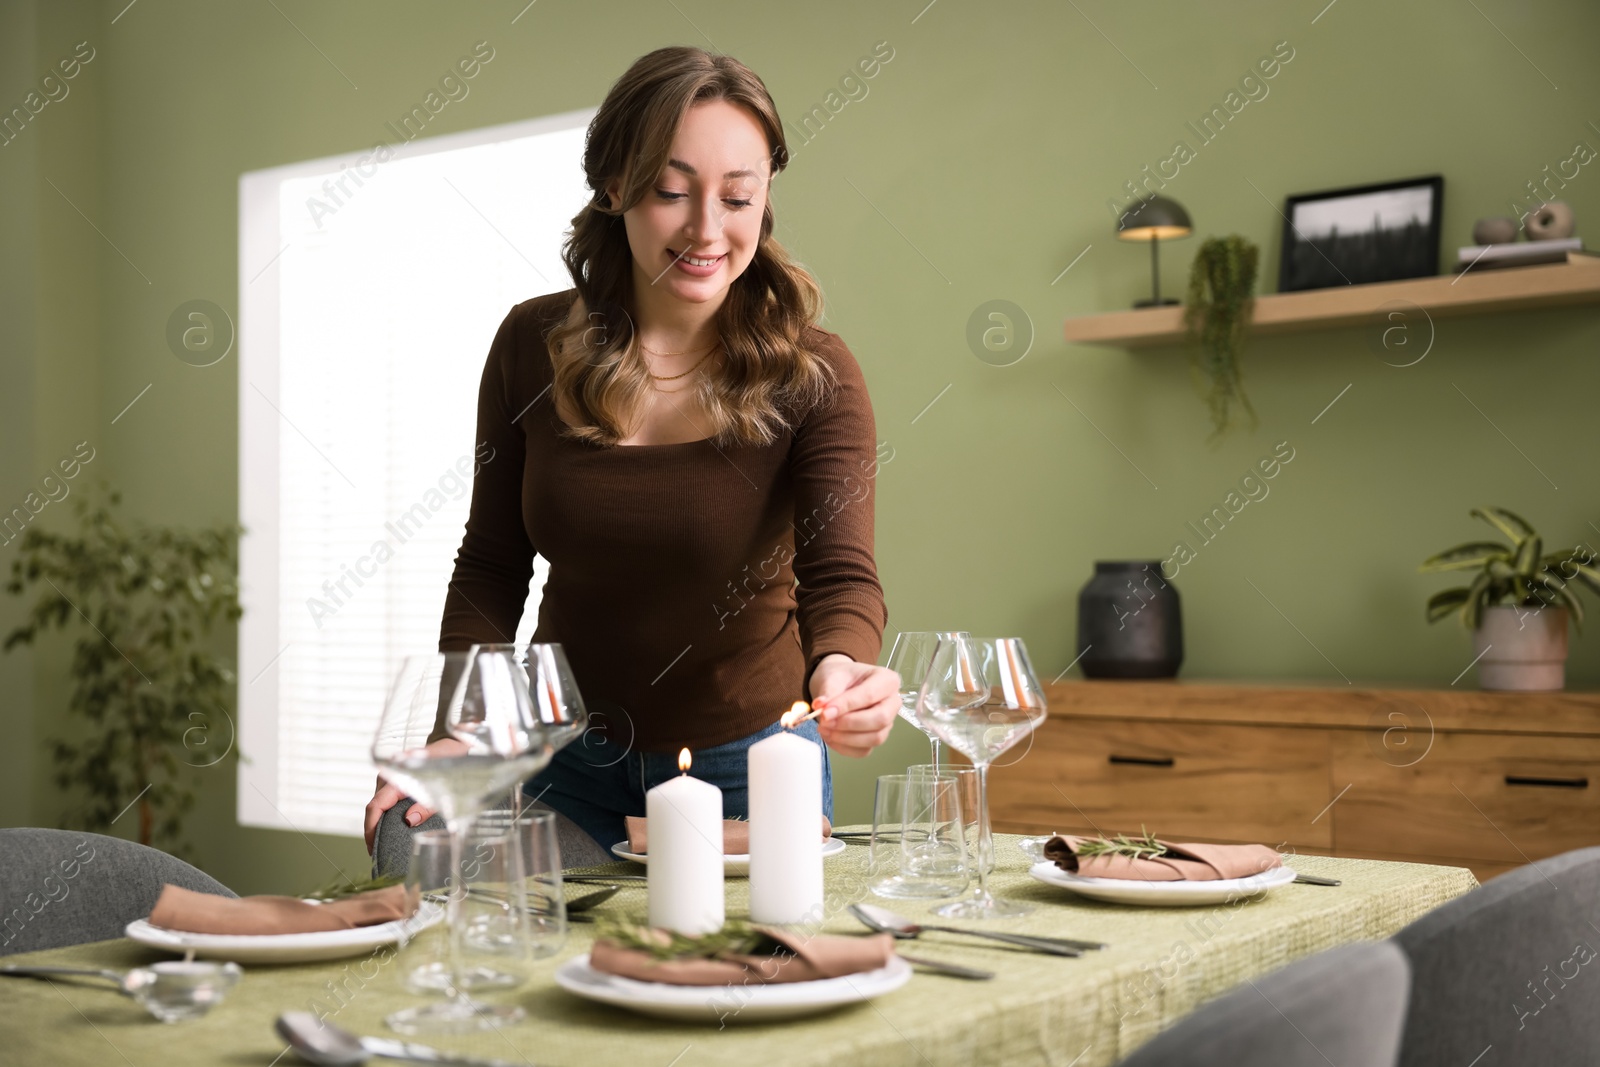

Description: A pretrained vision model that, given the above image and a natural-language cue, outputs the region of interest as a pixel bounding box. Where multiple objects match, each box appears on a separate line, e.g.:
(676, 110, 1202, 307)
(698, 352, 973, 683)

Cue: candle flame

(780, 700, 812, 729)
(678, 747, 692, 773)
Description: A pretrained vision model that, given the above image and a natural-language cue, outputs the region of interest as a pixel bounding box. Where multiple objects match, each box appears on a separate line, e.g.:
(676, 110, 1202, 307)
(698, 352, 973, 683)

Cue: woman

(364, 46, 898, 854)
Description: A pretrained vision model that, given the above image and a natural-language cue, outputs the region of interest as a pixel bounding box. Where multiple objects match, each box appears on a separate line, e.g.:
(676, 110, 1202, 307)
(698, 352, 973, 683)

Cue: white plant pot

(1473, 604, 1569, 691)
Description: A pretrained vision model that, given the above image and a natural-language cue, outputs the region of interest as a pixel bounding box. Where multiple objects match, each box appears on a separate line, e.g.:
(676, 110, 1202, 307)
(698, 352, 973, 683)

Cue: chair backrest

(370, 799, 446, 880)
(1393, 846, 1600, 1066)
(370, 797, 612, 880)
(1115, 942, 1411, 1067)
(0, 828, 236, 956)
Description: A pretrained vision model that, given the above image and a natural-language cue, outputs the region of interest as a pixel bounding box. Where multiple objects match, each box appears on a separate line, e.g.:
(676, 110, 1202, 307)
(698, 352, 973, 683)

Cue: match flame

(780, 700, 811, 729)
(678, 747, 692, 773)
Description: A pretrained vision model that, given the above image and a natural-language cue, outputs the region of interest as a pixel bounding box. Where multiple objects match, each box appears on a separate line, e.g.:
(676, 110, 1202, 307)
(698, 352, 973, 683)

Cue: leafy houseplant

(1419, 506, 1599, 691)
(4, 489, 242, 852)
(1184, 235, 1261, 441)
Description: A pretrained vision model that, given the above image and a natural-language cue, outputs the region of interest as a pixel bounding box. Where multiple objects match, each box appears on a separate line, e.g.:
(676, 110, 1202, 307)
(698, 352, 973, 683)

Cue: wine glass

(469, 642, 589, 755)
(885, 631, 970, 768)
(371, 650, 551, 1033)
(918, 634, 1048, 920)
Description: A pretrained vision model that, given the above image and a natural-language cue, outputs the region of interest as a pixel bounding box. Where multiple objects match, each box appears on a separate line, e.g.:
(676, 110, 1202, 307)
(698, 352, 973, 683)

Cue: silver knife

(897, 954, 994, 980)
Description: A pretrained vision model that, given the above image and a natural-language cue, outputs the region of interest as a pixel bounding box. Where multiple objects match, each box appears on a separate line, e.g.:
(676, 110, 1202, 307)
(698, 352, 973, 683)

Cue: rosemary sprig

(593, 917, 772, 961)
(302, 873, 405, 902)
(1074, 826, 1167, 860)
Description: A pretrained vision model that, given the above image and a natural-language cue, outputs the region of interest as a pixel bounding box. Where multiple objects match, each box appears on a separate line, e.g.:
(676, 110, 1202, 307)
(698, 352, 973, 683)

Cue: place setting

(1024, 829, 1300, 907)
(554, 692, 916, 1021)
(91, 648, 573, 1032)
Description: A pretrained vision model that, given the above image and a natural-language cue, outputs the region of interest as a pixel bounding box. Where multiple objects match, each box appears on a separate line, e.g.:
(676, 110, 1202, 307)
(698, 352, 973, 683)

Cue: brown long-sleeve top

(437, 288, 888, 753)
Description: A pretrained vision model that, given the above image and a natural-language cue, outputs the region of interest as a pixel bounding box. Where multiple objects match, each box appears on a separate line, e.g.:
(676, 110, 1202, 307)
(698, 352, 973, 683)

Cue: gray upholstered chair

(1114, 942, 1411, 1067)
(371, 797, 611, 880)
(1392, 846, 1600, 1067)
(0, 828, 236, 956)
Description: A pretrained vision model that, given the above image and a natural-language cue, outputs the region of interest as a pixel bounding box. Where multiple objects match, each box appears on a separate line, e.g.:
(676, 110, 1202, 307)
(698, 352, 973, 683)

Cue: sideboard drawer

(1333, 731, 1600, 864)
(988, 717, 1334, 848)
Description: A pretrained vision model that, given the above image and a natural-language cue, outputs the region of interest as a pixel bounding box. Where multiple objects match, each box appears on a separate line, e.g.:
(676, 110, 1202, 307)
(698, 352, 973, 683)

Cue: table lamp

(1116, 195, 1192, 307)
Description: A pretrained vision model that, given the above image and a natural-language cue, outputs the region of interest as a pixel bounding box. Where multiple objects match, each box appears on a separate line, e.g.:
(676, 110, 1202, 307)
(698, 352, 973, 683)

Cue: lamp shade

(1116, 195, 1193, 241)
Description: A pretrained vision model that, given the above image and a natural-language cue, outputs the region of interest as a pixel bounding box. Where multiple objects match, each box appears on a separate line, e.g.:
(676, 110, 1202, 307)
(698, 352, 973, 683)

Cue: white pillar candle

(748, 728, 823, 924)
(646, 749, 725, 935)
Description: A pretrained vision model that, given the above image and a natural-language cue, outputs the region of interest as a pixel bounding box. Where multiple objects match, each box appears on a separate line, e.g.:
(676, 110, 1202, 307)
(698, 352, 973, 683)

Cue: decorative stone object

(1524, 201, 1576, 241)
(1472, 216, 1518, 245)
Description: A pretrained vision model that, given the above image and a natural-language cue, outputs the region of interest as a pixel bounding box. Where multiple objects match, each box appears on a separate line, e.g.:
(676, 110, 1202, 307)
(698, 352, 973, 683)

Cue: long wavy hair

(541, 46, 837, 448)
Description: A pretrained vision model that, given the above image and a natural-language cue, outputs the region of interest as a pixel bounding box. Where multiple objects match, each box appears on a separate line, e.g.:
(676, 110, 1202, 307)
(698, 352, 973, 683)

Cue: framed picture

(1278, 175, 1443, 292)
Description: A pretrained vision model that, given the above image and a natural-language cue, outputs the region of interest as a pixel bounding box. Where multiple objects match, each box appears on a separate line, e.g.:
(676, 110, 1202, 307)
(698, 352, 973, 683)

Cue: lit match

(779, 700, 819, 729)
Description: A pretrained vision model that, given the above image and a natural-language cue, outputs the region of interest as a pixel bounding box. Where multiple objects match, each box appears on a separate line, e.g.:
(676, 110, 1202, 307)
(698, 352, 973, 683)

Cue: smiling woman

(542, 49, 837, 451)
(364, 46, 898, 855)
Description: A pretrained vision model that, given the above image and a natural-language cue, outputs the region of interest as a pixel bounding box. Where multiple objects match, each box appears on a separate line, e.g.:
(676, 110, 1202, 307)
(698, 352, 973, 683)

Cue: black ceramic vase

(1076, 561, 1183, 679)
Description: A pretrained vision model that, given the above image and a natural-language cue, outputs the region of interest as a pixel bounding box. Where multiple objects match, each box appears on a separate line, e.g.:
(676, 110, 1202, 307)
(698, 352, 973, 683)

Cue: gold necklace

(639, 341, 716, 358)
(636, 334, 720, 358)
(641, 342, 718, 381)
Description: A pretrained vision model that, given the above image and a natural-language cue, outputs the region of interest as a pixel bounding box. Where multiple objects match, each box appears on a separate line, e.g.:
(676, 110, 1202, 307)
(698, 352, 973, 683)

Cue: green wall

(3, 0, 1596, 894)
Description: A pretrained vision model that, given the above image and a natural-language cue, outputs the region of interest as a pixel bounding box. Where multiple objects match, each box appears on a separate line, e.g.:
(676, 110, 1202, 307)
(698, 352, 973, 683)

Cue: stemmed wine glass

(469, 642, 589, 756)
(470, 642, 587, 816)
(918, 634, 1048, 920)
(371, 650, 552, 1032)
(885, 631, 970, 768)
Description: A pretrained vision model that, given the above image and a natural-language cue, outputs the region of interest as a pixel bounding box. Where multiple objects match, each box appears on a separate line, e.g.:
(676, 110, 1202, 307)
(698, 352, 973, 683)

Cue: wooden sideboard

(986, 679, 1600, 882)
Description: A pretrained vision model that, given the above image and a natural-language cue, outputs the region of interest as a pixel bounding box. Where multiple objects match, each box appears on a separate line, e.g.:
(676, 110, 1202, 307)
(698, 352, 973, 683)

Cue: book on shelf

(1454, 237, 1584, 272)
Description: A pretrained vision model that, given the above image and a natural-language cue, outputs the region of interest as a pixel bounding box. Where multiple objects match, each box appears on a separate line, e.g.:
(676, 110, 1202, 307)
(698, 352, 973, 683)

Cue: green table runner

(0, 831, 1476, 1067)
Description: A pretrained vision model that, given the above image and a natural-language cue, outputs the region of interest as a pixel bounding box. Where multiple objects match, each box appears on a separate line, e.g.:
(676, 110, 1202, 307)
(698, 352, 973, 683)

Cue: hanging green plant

(1184, 235, 1261, 441)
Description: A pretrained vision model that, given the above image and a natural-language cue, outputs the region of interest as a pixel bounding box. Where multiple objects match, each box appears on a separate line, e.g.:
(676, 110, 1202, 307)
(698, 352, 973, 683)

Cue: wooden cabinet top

(1044, 678, 1600, 736)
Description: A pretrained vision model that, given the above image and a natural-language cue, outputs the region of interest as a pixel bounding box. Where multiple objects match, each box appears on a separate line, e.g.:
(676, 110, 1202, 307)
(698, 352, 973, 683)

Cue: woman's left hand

(809, 653, 900, 758)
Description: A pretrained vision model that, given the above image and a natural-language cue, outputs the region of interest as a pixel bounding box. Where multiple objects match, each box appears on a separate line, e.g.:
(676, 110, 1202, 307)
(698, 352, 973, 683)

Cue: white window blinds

(239, 111, 593, 836)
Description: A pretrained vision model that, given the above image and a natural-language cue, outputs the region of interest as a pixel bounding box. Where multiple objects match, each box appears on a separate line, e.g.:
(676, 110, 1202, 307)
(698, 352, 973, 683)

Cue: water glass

(477, 808, 567, 959)
(398, 828, 533, 1001)
(867, 773, 970, 899)
(906, 763, 988, 874)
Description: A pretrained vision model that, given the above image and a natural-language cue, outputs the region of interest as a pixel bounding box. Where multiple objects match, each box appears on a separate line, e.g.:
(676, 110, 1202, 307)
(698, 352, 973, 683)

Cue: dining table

(0, 828, 1478, 1067)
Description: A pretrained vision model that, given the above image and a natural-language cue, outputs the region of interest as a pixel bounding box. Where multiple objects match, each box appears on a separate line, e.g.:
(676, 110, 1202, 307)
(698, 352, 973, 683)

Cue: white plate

(124, 900, 443, 964)
(1028, 862, 1298, 906)
(554, 953, 912, 1022)
(609, 837, 847, 875)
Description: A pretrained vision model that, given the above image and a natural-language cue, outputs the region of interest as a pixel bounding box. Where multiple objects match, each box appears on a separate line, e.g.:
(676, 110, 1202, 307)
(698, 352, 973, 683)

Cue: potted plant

(1184, 235, 1260, 442)
(1419, 506, 1599, 690)
(4, 488, 242, 852)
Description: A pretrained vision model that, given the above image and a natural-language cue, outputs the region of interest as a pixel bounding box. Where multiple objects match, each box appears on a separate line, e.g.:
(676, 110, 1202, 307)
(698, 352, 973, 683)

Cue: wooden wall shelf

(1061, 252, 1600, 348)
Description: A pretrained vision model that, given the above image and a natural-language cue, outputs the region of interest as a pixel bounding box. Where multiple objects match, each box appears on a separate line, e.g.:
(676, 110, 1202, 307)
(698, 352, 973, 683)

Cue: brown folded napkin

(146, 883, 413, 935)
(623, 815, 833, 855)
(1043, 835, 1282, 882)
(588, 927, 896, 986)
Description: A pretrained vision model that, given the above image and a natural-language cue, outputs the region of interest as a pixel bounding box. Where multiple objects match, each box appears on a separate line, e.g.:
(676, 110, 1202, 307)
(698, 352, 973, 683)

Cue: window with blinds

(238, 110, 593, 836)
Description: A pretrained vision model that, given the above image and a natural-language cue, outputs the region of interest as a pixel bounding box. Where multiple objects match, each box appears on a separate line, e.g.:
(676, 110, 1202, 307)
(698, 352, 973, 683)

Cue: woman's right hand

(363, 736, 469, 854)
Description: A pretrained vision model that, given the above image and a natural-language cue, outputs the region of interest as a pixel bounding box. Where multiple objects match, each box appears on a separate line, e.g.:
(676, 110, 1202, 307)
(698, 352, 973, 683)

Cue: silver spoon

(2, 964, 139, 990)
(276, 1011, 532, 1066)
(850, 903, 1090, 956)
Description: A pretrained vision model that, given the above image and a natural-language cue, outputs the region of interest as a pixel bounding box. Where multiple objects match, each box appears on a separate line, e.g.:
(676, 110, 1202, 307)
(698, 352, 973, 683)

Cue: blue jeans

(521, 715, 833, 851)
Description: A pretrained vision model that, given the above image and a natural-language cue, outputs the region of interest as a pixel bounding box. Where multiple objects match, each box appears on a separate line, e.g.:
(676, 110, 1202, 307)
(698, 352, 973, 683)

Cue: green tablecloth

(0, 831, 1476, 1067)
